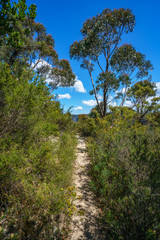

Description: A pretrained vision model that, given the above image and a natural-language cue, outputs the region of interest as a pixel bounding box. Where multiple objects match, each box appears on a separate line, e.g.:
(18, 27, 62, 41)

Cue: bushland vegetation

(74, 8, 160, 239)
(0, 1, 76, 239)
(77, 100, 160, 239)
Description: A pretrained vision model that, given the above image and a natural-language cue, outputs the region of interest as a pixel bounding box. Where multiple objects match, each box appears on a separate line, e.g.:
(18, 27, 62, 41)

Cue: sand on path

(69, 135, 105, 240)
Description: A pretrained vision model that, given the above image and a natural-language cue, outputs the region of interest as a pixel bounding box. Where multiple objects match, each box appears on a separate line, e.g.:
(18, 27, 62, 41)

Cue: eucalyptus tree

(110, 44, 153, 106)
(0, 0, 75, 89)
(0, 0, 36, 43)
(127, 80, 160, 121)
(70, 8, 135, 117)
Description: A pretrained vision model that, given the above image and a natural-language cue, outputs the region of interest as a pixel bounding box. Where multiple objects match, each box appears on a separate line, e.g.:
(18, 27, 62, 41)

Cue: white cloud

(109, 102, 117, 107)
(32, 61, 87, 91)
(32, 59, 52, 71)
(82, 100, 97, 106)
(155, 82, 160, 95)
(115, 87, 128, 96)
(97, 94, 103, 100)
(124, 100, 133, 107)
(57, 94, 71, 99)
(108, 95, 114, 102)
(121, 87, 128, 94)
(147, 82, 160, 104)
(32, 59, 54, 83)
(74, 106, 83, 111)
(73, 76, 86, 93)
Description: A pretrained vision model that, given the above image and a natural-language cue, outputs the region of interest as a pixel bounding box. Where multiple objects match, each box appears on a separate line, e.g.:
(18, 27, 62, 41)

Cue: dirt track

(69, 136, 105, 240)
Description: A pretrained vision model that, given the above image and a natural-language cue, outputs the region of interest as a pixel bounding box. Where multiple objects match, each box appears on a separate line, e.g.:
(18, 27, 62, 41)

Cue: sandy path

(69, 136, 105, 240)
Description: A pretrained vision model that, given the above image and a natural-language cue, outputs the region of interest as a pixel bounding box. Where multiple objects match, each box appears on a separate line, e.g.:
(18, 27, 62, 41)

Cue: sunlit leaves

(96, 71, 119, 91)
(0, 0, 75, 88)
(70, 8, 135, 62)
(70, 8, 136, 117)
(111, 44, 153, 79)
(127, 80, 157, 116)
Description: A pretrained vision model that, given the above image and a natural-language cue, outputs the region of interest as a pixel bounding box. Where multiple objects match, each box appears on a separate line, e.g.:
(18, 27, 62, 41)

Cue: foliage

(77, 105, 160, 239)
(70, 8, 154, 117)
(0, 1, 77, 237)
(70, 8, 136, 117)
(0, 0, 75, 89)
(0, 0, 37, 42)
(111, 44, 153, 106)
(127, 80, 160, 122)
(76, 114, 98, 137)
(0, 61, 76, 239)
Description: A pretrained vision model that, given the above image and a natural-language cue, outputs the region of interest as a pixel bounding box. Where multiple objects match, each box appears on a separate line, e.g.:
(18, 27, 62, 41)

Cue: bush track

(69, 135, 105, 240)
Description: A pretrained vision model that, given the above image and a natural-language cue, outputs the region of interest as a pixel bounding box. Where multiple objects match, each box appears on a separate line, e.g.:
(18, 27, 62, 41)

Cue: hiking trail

(69, 135, 105, 240)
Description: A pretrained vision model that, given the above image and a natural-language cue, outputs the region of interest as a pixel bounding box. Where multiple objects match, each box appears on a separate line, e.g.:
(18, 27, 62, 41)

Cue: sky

(28, 0, 160, 114)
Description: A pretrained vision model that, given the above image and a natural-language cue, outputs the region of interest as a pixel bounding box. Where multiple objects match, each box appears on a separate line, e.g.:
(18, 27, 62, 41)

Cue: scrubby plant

(0, 61, 77, 239)
(86, 115, 160, 239)
(0, 0, 76, 236)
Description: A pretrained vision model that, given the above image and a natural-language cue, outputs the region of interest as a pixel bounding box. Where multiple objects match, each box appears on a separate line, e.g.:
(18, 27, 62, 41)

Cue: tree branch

(88, 70, 103, 117)
(30, 58, 40, 71)
(96, 58, 104, 73)
(109, 26, 124, 58)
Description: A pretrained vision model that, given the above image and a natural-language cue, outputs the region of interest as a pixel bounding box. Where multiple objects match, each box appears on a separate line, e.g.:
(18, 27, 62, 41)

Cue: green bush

(76, 114, 98, 137)
(88, 117, 160, 239)
(0, 63, 77, 239)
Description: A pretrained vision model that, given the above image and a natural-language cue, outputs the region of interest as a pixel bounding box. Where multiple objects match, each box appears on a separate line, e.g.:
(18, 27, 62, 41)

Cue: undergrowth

(77, 111, 160, 240)
(0, 63, 77, 239)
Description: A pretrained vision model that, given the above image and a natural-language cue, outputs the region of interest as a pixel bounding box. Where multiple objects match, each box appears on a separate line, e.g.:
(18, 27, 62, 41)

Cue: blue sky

(28, 0, 160, 114)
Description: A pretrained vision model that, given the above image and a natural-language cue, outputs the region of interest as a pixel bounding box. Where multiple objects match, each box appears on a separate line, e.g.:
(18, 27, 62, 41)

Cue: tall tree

(70, 8, 135, 117)
(0, 0, 36, 43)
(127, 80, 160, 121)
(0, 0, 75, 88)
(110, 44, 153, 106)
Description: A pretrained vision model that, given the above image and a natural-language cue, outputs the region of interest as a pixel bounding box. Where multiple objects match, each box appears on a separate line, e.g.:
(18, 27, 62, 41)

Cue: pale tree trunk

(88, 70, 103, 117)
(103, 89, 107, 118)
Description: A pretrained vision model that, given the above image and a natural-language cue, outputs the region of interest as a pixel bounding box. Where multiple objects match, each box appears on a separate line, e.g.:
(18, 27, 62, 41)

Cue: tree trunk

(89, 71, 103, 117)
(103, 89, 107, 117)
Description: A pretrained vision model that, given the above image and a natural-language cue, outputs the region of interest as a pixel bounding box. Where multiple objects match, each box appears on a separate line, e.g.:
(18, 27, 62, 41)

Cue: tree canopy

(0, 0, 75, 89)
(127, 80, 160, 121)
(111, 44, 153, 105)
(0, 1, 77, 238)
(70, 8, 153, 117)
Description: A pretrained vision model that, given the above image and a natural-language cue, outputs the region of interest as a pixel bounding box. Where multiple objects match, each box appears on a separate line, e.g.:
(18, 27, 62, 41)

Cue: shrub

(88, 117, 160, 239)
(0, 63, 77, 239)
